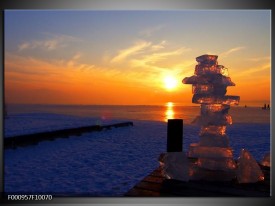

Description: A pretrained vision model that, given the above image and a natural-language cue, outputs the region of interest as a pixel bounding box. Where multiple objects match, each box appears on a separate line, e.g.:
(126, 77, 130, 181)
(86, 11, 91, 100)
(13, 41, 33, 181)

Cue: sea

(6, 103, 270, 124)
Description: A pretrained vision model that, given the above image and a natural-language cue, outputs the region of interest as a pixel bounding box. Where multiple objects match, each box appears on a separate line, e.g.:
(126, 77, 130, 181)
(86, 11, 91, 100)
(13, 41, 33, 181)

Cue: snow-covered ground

(4, 113, 270, 196)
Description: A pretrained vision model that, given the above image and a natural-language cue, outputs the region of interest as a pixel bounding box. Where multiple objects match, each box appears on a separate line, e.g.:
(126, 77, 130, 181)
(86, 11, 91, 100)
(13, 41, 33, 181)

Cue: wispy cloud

(247, 56, 270, 62)
(6, 52, 96, 80)
(109, 39, 192, 88)
(151, 40, 167, 51)
(234, 63, 270, 78)
(111, 40, 152, 63)
(131, 47, 190, 68)
(139, 24, 165, 37)
(65, 52, 95, 71)
(18, 33, 80, 52)
(220, 46, 245, 57)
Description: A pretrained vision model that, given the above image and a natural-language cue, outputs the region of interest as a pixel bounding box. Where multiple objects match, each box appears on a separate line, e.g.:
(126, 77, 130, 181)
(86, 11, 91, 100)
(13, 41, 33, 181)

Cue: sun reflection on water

(165, 102, 175, 121)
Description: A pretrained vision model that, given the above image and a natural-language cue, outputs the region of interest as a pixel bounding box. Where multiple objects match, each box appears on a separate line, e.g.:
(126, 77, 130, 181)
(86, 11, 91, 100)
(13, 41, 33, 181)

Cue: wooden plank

(149, 166, 164, 178)
(135, 181, 162, 193)
(143, 175, 165, 184)
(124, 187, 161, 197)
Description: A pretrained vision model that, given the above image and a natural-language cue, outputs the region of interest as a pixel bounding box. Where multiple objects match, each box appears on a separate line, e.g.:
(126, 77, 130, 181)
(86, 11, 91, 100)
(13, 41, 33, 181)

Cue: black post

(167, 119, 183, 152)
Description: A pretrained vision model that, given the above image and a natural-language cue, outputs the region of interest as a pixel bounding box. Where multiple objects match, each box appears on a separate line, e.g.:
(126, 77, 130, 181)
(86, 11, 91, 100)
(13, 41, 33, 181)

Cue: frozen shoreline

(4, 112, 270, 196)
(4, 113, 127, 138)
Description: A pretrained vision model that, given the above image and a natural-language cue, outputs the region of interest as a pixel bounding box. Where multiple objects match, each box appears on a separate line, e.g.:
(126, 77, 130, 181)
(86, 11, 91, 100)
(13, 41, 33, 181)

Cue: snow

(4, 113, 270, 196)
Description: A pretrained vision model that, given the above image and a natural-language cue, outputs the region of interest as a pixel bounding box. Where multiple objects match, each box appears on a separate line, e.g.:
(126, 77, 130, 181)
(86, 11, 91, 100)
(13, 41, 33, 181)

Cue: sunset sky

(5, 10, 271, 106)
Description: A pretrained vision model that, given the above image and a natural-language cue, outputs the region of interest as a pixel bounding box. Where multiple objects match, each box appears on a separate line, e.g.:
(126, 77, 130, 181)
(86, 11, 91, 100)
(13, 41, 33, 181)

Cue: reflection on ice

(188, 144, 233, 158)
(201, 103, 230, 113)
(199, 125, 226, 136)
(197, 157, 236, 171)
(192, 94, 240, 105)
(192, 113, 232, 126)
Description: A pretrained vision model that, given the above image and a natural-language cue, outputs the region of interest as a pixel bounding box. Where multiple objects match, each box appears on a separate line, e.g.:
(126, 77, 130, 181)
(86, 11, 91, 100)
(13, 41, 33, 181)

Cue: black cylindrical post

(167, 119, 183, 152)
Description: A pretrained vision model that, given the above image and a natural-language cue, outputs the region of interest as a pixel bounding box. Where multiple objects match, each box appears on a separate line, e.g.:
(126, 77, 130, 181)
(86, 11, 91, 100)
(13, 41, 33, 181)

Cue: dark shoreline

(4, 122, 133, 149)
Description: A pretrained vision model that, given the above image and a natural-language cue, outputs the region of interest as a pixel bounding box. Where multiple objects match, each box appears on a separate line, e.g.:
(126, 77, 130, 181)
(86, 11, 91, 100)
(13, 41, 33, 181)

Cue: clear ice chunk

(192, 94, 240, 105)
(195, 65, 229, 76)
(189, 165, 236, 181)
(192, 84, 214, 94)
(201, 104, 230, 114)
(211, 75, 235, 86)
(182, 75, 208, 84)
(188, 143, 233, 158)
(162, 152, 190, 182)
(212, 85, 227, 95)
(192, 84, 227, 95)
(196, 54, 218, 65)
(236, 149, 264, 183)
(199, 125, 226, 136)
(260, 152, 270, 167)
(199, 134, 229, 147)
(191, 113, 232, 126)
(195, 65, 222, 75)
(182, 75, 235, 86)
(197, 157, 237, 171)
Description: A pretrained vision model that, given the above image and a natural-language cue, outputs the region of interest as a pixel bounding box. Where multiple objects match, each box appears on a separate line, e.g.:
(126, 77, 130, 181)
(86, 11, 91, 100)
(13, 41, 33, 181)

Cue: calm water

(7, 103, 270, 124)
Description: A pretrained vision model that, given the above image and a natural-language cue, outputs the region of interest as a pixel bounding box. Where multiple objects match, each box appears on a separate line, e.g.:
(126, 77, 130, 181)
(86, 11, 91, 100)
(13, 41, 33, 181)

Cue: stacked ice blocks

(183, 54, 240, 179)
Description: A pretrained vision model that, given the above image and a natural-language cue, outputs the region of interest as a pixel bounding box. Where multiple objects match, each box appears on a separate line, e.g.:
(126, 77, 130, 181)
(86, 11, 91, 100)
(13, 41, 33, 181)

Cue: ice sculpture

(183, 54, 240, 180)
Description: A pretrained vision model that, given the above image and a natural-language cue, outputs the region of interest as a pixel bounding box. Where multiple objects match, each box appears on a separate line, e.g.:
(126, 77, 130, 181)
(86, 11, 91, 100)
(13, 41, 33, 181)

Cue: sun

(164, 76, 177, 90)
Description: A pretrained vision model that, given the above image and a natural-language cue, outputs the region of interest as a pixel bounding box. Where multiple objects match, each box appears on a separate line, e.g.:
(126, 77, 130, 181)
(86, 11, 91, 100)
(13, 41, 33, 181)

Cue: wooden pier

(4, 121, 133, 149)
(125, 160, 270, 197)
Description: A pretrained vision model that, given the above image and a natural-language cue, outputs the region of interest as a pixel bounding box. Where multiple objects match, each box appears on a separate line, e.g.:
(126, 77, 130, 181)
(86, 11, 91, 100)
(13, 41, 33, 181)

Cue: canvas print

(4, 10, 270, 197)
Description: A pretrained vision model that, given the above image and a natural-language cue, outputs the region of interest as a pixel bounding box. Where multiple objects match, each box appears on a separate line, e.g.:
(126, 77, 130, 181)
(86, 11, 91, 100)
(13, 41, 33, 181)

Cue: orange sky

(5, 10, 271, 106)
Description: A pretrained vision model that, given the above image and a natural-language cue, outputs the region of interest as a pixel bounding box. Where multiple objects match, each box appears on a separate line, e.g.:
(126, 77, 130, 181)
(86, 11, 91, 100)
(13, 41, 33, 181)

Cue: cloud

(111, 40, 152, 63)
(144, 47, 190, 64)
(234, 63, 270, 78)
(18, 33, 80, 52)
(247, 56, 271, 62)
(18, 42, 31, 51)
(66, 52, 82, 67)
(151, 40, 167, 51)
(220, 46, 245, 57)
(130, 47, 190, 69)
(18, 39, 58, 51)
(5, 52, 96, 79)
(111, 40, 189, 66)
(139, 24, 165, 37)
